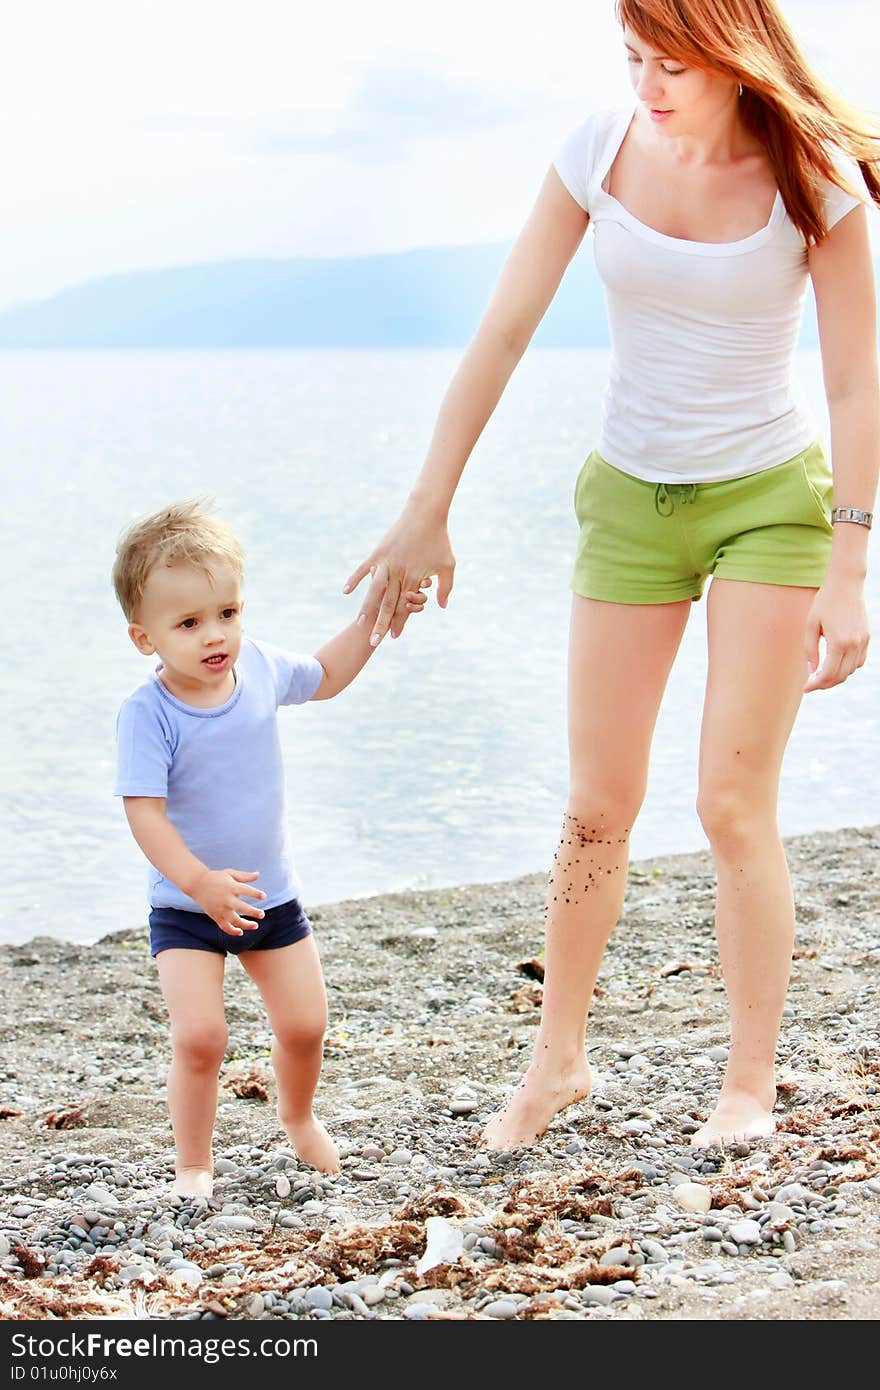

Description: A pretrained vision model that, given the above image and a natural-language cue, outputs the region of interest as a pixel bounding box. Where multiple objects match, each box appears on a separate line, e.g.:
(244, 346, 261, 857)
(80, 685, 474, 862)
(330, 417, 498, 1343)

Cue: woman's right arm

(345, 167, 590, 644)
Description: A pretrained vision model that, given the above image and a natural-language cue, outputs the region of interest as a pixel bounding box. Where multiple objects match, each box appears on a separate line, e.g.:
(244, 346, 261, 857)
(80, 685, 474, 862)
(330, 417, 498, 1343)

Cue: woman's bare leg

(692, 578, 817, 1147)
(155, 948, 227, 1198)
(240, 935, 340, 1173)
(482, 593, 691, 1149)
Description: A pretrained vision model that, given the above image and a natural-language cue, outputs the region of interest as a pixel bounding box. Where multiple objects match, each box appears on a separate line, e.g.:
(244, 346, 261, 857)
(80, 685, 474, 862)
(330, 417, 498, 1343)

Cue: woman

(345, 0, 879, 1149)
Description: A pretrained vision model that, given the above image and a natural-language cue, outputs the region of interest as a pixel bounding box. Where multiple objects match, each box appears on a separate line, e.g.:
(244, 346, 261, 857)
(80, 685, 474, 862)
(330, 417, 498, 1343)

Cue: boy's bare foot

(284, 1116, 340, 1173)
(690, 1086, 777, 1148)
(171, 1166, 214, 1199)
(481, 1058, 592, 1150)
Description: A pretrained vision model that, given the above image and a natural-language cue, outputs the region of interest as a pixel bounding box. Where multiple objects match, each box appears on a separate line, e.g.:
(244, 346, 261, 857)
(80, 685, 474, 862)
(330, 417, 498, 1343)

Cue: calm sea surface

(2, 349, 877, 945)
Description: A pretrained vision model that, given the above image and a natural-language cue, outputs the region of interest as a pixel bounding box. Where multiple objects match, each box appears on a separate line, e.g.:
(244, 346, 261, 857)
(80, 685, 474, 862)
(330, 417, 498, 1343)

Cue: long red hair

(616, 0, 880, 243)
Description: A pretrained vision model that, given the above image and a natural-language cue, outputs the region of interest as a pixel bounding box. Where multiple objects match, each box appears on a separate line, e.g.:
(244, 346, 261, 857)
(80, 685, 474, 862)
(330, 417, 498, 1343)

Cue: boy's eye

(220, 607, 238, 619)
(179, 618, 197, 630)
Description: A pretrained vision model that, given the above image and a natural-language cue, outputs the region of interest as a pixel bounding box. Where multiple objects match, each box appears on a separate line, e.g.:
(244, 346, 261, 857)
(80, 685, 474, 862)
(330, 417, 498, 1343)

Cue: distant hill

(0, 241, 869, 349)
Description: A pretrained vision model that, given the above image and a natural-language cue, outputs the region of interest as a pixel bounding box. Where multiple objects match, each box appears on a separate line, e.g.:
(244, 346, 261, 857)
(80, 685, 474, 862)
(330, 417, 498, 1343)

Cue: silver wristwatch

(831, 506, 873, 529)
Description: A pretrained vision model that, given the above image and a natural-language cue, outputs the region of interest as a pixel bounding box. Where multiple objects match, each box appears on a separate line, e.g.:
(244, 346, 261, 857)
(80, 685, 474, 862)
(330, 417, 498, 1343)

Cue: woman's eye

(662, 65, 686, 75)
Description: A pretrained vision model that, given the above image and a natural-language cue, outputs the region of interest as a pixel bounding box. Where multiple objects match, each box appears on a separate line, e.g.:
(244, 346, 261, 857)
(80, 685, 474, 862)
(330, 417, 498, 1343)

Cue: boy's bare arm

(123, 796, 266, 935)
(311, 582, 427, 700)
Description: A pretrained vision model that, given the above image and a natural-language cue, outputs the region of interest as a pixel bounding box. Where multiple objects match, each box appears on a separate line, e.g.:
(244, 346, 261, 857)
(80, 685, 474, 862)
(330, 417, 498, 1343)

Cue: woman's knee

(566, 784, 644, 834)
(696, 782, 772, 852)
(172, 1020, 227, 1072)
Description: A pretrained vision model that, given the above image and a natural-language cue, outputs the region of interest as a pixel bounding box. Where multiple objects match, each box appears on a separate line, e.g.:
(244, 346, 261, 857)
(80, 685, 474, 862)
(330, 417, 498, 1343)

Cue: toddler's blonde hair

(112, 499, 244, 622)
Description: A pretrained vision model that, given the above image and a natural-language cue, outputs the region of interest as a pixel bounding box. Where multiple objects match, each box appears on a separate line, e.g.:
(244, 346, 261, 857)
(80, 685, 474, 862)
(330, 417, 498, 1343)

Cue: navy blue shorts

(149, 898, 312, 958)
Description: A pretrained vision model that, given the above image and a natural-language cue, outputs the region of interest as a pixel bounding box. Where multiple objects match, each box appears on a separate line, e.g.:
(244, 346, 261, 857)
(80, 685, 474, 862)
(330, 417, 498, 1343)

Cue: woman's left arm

(805, 204, 879, 692)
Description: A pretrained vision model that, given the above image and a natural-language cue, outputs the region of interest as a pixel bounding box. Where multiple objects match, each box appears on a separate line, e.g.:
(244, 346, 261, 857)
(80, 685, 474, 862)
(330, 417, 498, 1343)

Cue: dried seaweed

(222, 1069, 270, 1102)
(41, 1106, 85, 1129)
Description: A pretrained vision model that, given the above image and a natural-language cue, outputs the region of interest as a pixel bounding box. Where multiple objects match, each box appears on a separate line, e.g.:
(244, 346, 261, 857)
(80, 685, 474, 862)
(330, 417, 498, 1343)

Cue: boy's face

(129, 559, 244, 700)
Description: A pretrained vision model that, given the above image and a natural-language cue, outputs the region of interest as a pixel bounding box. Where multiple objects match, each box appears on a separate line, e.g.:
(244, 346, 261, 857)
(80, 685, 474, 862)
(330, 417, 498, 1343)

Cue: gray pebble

(210, 1215, 257, 1233)
(599, 1246, 630, 1266)
(449, 1099, 478, 1115)
(483, 1299, 518, 1319)
(304, 1287, 333, 1311)
(581, 1286, 617, 1306)
(729, 1219, 762, 1245)
(404, 1303, 432, 1319)
(386, 1149, 413, 1166)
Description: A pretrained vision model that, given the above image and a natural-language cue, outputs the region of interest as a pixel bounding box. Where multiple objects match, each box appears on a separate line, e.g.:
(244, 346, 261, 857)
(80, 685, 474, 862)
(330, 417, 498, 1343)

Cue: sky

(3, 0, 879, 310)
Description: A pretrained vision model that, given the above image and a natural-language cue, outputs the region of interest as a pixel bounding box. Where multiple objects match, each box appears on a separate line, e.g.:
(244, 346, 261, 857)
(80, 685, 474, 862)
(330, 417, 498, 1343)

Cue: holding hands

(345, 502, 455, 646)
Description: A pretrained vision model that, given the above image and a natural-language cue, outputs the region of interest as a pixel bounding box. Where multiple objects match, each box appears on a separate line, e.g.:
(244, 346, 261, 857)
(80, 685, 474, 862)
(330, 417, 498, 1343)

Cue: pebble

(275, 1175, 291, 1199)
(729, 1220, 762, 1245)
(765, 1203, 795, 1224)
(774, 1183, 809, 1204)
(673, 1183, 713, 1214)
(599, 1247, 630, 1266)
(386, 1149, 413, 1166)
(404, 1303, 432, 1320)
(766, 1271, 794, 1290)
(581, 1286, 617, 1306)
(304, 1287, 334, 1311)
(483, 1299, 518, 1319)
(449, 1099, 479, 1115)
(210, 1214, 257, 1232)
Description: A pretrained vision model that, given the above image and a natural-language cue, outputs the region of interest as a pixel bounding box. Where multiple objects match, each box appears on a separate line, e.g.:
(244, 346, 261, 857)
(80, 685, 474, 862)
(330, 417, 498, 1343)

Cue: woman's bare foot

(481, 1058, 592, 1150)
(284, 1116, 340, 1173)
(690, 1085, 777, 1148)
(171, 1166, 214, 1199)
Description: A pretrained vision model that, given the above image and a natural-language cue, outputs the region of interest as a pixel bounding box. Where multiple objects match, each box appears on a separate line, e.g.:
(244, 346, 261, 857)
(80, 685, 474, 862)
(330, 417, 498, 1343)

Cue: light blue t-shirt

(115, 636, 324, 912)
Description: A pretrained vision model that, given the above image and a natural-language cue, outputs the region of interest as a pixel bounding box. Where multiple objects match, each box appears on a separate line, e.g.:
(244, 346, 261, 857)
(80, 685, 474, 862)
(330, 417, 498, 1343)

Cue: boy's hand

(191, 868, 266, 936)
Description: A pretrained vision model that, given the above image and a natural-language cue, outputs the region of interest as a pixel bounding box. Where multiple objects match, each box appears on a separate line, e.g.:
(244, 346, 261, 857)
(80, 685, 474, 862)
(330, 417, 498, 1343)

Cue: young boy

(112, 500, 426, 1197)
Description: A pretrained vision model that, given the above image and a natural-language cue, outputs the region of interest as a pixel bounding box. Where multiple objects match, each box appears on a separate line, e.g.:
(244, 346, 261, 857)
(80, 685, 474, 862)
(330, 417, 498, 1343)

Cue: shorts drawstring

(654, 481, 698, 517)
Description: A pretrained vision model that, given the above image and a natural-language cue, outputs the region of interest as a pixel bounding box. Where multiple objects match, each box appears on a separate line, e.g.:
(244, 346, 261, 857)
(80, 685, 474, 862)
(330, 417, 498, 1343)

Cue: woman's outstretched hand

(344, 504, 456, 645)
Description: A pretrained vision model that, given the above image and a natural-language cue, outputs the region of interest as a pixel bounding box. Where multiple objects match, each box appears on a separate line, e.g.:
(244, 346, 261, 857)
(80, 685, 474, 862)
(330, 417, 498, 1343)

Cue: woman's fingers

(436, 562, 455, 607)
(371, 575, 402, 646)
(343, 556, 376, 595)
(356, 560, 389, 628)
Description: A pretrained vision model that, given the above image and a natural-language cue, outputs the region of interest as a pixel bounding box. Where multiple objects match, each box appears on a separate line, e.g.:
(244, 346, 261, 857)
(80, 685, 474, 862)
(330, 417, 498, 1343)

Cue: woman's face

(623, 26, 738, 135)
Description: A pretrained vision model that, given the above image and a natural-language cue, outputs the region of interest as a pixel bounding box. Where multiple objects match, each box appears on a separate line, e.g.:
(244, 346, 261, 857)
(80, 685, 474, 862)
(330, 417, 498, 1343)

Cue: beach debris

(40, 1105, 85, 1129)
(509, 983, 543, 1012)
(416, 1216, 465, 1275)
(659, 961, 695, 977)
(0, 1106, 22, 1119)
(517, 956, 545, 982)
(222, 1069, 270, 1102)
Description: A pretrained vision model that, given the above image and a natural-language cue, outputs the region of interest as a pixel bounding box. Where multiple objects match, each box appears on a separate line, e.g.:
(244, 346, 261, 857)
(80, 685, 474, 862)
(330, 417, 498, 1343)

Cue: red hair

(616, 0, 880, 243)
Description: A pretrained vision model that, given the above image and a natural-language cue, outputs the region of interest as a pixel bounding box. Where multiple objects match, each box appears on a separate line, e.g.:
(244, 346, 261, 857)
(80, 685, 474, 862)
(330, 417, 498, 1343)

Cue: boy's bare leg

(482, 595, 690, 1149)
(155, 948, 227, 1197)
(240, 935, 340, 1173)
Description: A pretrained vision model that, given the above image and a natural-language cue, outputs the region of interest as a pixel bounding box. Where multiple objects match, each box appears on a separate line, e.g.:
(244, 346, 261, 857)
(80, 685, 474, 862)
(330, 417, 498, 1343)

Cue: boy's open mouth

(202, 653, 228, 668)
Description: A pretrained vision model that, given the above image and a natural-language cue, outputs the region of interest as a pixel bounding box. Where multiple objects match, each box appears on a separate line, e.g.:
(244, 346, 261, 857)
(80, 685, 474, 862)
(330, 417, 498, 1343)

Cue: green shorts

(571, 439, 833, 604)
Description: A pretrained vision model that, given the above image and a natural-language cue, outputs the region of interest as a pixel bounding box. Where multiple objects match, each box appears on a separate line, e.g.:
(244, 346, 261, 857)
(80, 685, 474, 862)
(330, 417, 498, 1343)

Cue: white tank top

(554, 106, 867, 482)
